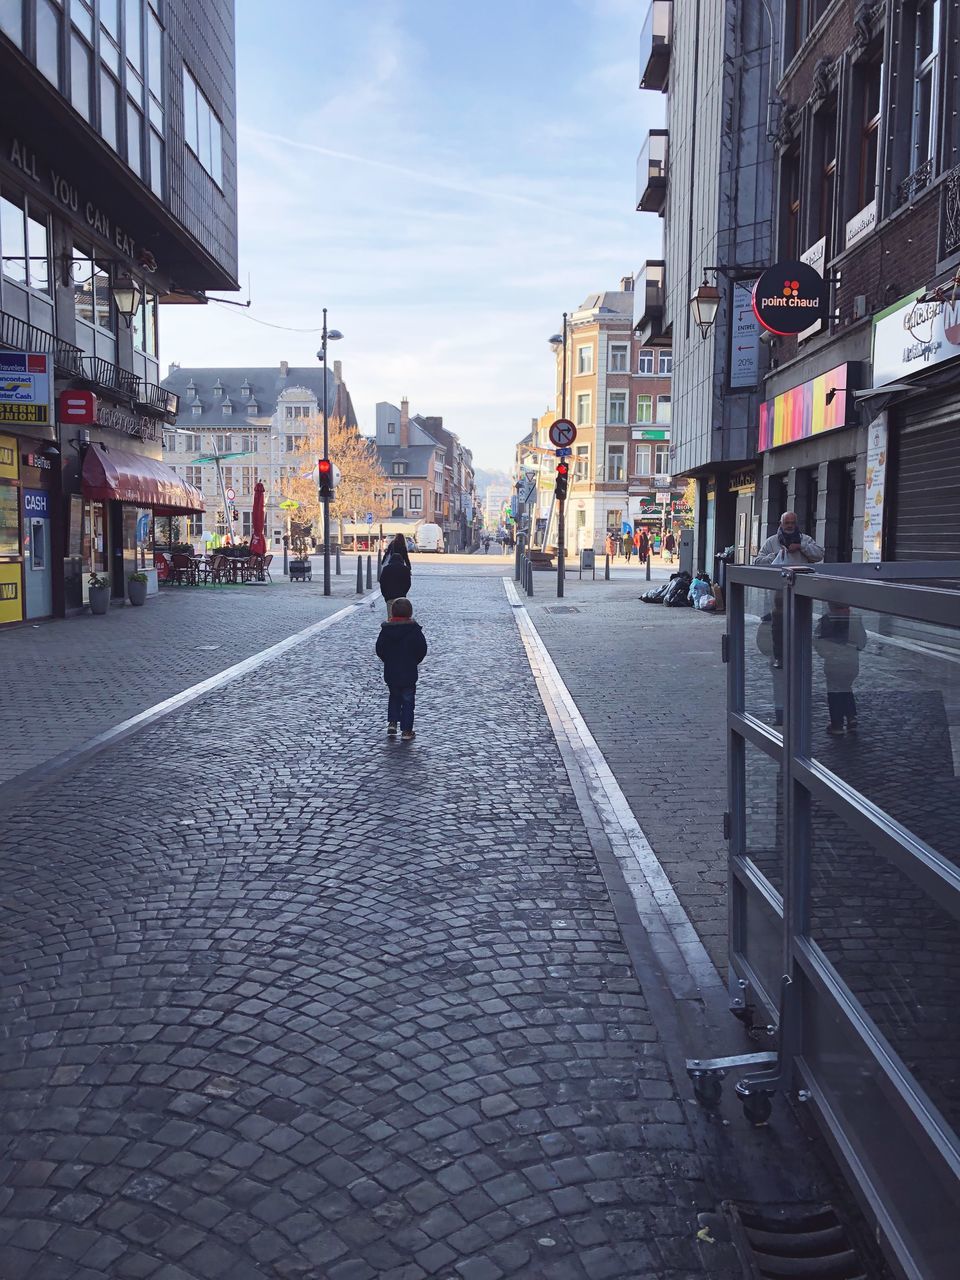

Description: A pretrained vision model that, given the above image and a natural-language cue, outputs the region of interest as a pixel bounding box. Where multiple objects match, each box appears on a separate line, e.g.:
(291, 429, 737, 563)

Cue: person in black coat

(379, 533, 412, 618)
(375, 598, 428, 740)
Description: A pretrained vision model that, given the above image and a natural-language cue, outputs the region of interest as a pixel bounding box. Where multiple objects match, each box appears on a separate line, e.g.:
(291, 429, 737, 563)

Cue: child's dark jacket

(376, 621, 427, 687)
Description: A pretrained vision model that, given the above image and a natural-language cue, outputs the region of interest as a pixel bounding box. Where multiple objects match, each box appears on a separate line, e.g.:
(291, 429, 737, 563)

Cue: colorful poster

(862, 412, 887, 563)
(758, 363, 849, 452)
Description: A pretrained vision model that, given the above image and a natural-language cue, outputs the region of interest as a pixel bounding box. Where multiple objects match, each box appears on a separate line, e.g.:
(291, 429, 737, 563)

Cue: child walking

(375, 597, 427, 741)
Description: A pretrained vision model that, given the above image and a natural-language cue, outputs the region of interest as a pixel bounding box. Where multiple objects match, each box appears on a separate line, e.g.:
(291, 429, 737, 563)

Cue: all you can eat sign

(752, 260, 828, 336)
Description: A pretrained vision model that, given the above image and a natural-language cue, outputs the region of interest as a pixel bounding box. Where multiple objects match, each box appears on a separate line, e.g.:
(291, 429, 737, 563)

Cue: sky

(162, 0, 665, 472)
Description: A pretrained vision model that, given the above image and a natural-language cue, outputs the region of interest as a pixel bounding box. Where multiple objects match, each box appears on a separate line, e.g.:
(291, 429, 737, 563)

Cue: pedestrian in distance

(604, 532, 615, 559)
(664, 529, 676, 564)
(379, 532, 411, 619)
(754, 511, 824, 566)
(623, 532, 633, 562)
(376, 597, 427, 741)
(638, 529, 650, 564)
(814, 603, 867, 736)
(633, 527, 642, 559)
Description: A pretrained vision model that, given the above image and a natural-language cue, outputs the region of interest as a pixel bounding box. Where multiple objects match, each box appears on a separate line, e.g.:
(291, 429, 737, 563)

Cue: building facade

(531, 277, 677, 552)
(638, 0, 777, 568)
(0, 0, 238, 625)
(374, 399, 479, 550)
(760, 0, 960, 562)
(161, 360, 355, 547)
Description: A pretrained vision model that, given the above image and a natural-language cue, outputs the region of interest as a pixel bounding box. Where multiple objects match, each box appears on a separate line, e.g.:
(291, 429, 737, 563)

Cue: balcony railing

(136, 382, 180, 417)
(0, 309, 83, 375)
(941, 163, 960, 260)
(636, 130, 668, 213)
(897, 157, 933, 208)
(639, 0, 672, 91)
(80, 356, 140, 398)
(633, 261, 666, 343)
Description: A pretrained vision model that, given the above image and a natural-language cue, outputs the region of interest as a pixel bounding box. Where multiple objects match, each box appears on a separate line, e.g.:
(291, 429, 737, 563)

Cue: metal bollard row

(356, 555, 363, 593)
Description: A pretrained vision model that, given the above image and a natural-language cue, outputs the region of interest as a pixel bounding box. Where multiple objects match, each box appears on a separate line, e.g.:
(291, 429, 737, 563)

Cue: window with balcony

(182, 65, 223, 186)
(655, 394, 671, 424)
(637, 394, 653, 423)
(576, 345, 593, 375)
(575, 444, 590, 480)
(606, 446, 625, 482)
(634, 444, 652, 475)
(576, 392, 591, 425)
(608, 391, 627, 424)
(609, 343, 628, 371)
(72, 244, 115, 361)
(658, 351, 673, 376)
(638, 349, 654, 374)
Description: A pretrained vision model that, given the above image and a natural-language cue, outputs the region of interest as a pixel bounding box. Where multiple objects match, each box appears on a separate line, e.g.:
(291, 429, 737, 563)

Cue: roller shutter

(890, 395, 960, 560)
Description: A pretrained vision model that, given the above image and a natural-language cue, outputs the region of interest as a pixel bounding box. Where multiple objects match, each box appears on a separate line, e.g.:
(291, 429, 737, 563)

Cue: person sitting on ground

(376, 597, 427, 741)
(379, 534, 412, 619)
(754, 511, 823, 567)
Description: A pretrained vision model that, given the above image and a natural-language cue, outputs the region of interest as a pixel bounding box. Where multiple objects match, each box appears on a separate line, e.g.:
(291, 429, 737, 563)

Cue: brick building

(761, 0, 960, 560)
(530, 277, 677, 553)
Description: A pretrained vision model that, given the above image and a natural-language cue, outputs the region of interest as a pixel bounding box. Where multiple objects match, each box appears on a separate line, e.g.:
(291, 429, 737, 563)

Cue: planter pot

(88, 584, 111, 615)
(128, 579, 148, 607)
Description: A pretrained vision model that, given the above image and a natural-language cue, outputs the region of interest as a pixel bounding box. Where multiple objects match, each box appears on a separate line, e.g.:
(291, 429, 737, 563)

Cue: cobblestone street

(0, 565, 754, 1280)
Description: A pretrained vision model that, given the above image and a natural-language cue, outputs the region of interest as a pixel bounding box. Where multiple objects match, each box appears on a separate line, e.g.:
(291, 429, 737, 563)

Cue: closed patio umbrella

(249, 481, 267, 555)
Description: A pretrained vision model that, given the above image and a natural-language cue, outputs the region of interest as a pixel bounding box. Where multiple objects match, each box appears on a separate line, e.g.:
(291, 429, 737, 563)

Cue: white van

(416, 522, 445, 553)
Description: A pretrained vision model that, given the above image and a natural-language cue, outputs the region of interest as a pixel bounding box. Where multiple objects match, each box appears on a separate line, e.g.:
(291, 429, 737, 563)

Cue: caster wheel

(742, 1091, 772, 1126)
(693, 1075, 723, 1108)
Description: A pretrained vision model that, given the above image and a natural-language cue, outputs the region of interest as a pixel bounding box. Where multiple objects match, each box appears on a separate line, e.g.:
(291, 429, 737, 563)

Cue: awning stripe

(82, 444, 204, 515)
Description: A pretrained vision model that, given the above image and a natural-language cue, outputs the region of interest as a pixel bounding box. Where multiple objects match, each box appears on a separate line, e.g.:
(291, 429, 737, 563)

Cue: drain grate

(724, 1202, 869, 1279)
(544, 605, 582, 614)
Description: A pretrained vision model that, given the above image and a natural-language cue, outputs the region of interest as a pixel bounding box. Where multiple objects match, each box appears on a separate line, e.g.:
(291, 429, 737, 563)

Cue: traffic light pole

(556, 497, 565, 598)
(320, 308, 331, 597)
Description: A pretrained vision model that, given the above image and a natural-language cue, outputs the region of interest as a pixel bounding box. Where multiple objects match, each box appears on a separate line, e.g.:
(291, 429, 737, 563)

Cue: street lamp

(690, 276, 722, 338)
(112, 271, 143, 328)
(317, 308, 343, 596)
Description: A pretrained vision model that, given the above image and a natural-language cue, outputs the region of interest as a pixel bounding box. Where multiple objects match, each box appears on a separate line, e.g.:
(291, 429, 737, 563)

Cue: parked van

(416, 522, 445, 553)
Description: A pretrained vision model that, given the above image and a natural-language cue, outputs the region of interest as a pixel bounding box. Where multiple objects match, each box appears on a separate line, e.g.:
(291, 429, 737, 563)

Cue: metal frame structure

(691, 561, 960, 1280)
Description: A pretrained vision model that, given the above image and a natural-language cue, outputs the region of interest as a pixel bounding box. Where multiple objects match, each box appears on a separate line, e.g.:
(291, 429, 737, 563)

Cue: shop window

(70, 31, 93, 120)
(636, 394, 653, 423)
(36, 0, 62, 88)
(0, 0, 23, 46)
(638, 349, 654, 374)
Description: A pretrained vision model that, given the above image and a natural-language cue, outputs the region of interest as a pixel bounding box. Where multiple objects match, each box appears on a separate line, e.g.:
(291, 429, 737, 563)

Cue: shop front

(757, 362, 860, 561)
(872, 293, 960, 560)
(729, 468, 757, 563)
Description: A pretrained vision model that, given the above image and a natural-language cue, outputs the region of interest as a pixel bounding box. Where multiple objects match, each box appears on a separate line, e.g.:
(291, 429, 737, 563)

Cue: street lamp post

(317, 308, 343, 596)
(548, 313, 569, 598)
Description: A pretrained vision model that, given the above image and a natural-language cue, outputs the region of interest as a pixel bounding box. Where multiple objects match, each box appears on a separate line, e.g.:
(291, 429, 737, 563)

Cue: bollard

(366, 555, 373, 589)
(376, 549, 382, 580)
(604, 554, 610, 581)
(356, 555, 363, 593)
(646, 554, 652, 582)
(515, 544, 522, 582)
(526, 558, 534, 597)
(335, 545, 341, 576)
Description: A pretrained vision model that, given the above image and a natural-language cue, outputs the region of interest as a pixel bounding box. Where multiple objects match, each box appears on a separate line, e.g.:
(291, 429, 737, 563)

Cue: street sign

(555, 447, 572, 457)
(0, 352, 51, 426)
(225, 487, 236, 501)
(366, 512, 373, 524)
(548, 418, 577, 447)
(58, 389, 97, 424)
(730, 281, 760, 389)
(517, 477, 536, 505)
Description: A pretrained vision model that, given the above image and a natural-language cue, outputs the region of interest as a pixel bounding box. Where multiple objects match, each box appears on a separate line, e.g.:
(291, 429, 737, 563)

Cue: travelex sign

(752, 260, 828, 336)
(0, 352, 51, 426)
(872, 291, 960, 386)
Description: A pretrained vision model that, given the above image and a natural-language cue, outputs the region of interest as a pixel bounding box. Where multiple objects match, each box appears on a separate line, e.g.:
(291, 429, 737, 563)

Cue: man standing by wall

(754, 512, 824, 567)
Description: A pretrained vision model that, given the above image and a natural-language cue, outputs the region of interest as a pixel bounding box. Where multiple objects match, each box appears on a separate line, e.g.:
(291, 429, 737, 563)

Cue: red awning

(82, 444, 205, 515)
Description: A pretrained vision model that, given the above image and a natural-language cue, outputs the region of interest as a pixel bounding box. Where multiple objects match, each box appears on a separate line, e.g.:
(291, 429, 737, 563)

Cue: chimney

(167, 361, 180, 377)
(399, 397, 410, 448)
(333, 359, 342, 384)
(620, 275, 634, 292)
(279, 360, 288, 378)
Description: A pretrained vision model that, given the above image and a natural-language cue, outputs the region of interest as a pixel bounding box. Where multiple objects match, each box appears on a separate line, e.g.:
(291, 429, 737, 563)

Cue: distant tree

(279, 416, 390, 546)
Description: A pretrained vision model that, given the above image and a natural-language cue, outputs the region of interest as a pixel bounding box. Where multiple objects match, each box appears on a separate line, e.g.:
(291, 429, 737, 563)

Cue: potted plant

(88, 571, 111, 615)
(128, 571, 149, 606)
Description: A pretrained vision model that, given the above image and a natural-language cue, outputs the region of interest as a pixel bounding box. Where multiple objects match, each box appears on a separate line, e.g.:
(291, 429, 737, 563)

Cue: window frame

(576, 345, 593, 375)
(606, 444, 625, 483)
(637, 349, 654, 375)
(575, 391, 592, 426)
(608, 342, 629, 372)
(636, 394, 653, 424)
(607, 390, 627, 424)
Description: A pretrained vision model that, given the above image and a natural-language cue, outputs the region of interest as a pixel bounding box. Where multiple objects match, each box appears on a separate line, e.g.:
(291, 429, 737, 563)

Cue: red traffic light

(318, 459, 332, 474)
(556, 462, 569, 477)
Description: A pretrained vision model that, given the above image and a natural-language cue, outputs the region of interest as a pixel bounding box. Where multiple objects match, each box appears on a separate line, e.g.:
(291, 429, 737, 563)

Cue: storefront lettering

(96, 401, 161, 443)
(7, 139, 137, 260)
